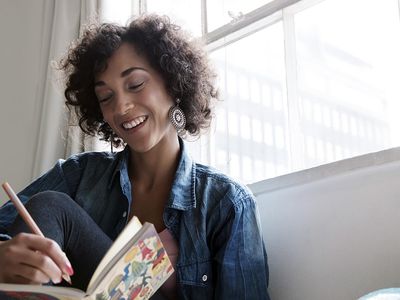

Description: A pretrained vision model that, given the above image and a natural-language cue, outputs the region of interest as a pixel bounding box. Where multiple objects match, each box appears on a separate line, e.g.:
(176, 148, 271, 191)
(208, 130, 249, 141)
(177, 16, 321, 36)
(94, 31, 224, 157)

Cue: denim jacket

(0, 139, 270, 299)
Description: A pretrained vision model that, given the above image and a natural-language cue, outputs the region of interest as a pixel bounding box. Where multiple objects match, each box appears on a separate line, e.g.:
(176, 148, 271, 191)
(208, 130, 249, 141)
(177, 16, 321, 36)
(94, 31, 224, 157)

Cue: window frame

(129, 0, 400, 183)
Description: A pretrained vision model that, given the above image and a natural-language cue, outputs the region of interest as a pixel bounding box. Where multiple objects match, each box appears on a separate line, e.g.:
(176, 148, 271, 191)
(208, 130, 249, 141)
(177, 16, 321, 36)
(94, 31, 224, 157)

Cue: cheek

(100, 107, 113, 124)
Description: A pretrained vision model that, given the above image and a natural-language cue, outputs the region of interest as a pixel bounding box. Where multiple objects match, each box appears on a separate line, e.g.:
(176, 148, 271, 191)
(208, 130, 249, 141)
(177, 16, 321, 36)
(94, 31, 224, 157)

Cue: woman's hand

(0, 233, 73, 285)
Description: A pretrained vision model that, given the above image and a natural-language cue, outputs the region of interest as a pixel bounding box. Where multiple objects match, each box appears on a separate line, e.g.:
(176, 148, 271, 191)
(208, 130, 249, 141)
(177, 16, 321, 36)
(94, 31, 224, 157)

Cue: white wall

(250, 148, 400, 300)
(0, 0, 48, 200)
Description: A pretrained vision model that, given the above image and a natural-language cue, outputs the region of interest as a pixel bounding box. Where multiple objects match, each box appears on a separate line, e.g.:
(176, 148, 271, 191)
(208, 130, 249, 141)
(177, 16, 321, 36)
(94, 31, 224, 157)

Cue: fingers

(7, 263, 52, 285)
(0, 233, 74, 284)
(5, 275, 39, 285)
(18, 248, 63, 284)
(0, 238, 50, 284)
(21, 234, 74, 278)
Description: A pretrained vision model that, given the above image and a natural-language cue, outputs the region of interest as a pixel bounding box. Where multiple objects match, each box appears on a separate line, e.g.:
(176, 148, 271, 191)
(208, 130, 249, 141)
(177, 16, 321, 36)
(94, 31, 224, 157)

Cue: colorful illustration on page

(95, 228, 174, 300)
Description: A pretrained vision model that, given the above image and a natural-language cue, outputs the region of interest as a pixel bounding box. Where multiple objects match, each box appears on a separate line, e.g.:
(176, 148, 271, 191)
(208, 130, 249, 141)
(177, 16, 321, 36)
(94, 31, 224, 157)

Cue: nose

(114, 92, 134, 115)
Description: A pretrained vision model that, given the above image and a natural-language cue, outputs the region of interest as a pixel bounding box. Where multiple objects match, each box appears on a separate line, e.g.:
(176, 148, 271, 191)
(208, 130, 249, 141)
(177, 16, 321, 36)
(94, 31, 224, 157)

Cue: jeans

(8, 191, 112, 290)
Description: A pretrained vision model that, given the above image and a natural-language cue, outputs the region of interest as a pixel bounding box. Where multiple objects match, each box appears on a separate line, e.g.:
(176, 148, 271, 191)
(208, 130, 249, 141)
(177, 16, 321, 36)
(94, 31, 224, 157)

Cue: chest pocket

(176, 259, 213, 287)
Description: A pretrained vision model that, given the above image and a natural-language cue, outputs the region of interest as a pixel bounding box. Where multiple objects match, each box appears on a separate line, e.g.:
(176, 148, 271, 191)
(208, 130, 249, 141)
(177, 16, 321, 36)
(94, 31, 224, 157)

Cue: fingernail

(65, 261, 74, 276)
(53, 277, 61, 284)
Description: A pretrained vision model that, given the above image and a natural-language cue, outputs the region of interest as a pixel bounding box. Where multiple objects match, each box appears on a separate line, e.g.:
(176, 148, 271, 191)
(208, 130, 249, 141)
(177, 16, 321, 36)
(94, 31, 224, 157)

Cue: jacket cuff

(0, 233, 11, 241)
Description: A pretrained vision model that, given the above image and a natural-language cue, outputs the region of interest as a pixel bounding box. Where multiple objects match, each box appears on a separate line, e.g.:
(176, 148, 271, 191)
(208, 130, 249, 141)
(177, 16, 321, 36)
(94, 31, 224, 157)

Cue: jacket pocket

(177, 259, 213, 287)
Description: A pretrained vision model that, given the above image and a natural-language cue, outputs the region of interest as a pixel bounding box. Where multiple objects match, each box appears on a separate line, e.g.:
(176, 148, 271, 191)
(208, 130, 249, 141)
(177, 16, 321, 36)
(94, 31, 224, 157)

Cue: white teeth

(122, 116, 147, 129)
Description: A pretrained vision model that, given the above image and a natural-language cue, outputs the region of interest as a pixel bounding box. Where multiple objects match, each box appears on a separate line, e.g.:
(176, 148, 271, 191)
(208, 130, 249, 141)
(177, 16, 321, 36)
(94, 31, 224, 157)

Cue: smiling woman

(93, 43, 175, 155)
(61, 16, 217, 149)
(0, 14, 270, 300)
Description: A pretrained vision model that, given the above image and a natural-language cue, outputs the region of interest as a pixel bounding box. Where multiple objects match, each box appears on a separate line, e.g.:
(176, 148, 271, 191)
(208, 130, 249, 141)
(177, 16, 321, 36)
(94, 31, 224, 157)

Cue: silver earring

(169, 98, 186, 132)
(110, 133, 114, 153)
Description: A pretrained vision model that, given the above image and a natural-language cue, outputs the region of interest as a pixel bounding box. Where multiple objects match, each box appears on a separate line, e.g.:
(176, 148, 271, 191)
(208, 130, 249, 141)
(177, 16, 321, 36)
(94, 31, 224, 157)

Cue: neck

(128, 136, 180, 191)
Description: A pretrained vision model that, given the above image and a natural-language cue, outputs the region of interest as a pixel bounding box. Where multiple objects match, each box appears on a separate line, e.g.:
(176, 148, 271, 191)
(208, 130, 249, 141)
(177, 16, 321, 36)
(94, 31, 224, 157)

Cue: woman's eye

(98, 94, 112, 103)
(128, 82, 144, 90)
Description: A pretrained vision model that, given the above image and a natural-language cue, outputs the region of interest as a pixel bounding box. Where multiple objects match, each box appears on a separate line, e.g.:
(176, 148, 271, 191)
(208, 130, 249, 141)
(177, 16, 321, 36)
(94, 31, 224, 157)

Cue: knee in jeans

(27, 191, 73, 211)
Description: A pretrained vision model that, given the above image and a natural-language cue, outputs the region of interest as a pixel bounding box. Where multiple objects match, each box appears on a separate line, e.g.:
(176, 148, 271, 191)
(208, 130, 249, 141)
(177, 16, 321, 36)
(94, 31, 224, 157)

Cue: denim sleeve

(0, 157, 82, 238)
(213, 189, 270, 300)
(0, 234, 11, 241)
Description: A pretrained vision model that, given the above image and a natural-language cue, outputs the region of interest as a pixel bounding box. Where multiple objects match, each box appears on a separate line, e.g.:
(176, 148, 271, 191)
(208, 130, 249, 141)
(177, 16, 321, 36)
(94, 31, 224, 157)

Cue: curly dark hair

(60, 14, 219, 147)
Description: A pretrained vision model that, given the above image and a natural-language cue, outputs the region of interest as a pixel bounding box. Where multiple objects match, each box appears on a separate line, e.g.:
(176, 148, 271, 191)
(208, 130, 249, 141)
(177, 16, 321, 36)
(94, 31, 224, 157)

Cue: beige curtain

(31, 0, 100, 179)
(64, 0, 102, 157)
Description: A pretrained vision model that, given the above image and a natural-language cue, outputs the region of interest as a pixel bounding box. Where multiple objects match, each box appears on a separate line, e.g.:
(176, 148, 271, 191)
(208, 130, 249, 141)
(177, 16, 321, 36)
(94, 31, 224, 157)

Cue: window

(292, 0, 400, 169)
(100, 0, 400, 184)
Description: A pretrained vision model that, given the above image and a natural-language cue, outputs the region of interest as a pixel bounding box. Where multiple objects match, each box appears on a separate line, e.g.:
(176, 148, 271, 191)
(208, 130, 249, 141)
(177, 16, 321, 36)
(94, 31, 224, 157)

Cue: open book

(0, 217, 174, 300)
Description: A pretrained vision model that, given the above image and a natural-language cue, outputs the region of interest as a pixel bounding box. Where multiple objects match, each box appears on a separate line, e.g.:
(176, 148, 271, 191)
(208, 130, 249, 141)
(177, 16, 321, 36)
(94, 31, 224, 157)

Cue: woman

(0, 14, 270, 299)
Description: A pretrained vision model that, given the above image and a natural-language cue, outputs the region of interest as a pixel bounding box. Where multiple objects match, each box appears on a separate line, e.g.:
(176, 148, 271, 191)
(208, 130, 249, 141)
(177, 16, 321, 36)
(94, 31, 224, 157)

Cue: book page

(88, 223, 174, 300)
(0, 283, 85, 300)
(86, 216, 142, 292)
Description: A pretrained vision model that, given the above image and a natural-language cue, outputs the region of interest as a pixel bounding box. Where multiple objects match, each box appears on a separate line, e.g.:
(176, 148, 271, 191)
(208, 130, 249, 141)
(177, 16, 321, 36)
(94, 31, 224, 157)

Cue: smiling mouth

(121, 116, 148, 130)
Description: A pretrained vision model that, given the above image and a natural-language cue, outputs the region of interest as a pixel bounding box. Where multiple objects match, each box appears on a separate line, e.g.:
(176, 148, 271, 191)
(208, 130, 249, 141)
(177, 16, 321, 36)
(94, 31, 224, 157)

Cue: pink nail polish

(65, 262, 74, 276)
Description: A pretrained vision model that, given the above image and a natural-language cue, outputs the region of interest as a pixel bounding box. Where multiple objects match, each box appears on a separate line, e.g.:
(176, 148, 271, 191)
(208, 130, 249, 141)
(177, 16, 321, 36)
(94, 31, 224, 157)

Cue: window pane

(145, 0, 202, 36)
(206, 0, 275, 32)
(207, 22, 288, 184)
(294, 0, 400, 167)
(100, 0, 133, 24)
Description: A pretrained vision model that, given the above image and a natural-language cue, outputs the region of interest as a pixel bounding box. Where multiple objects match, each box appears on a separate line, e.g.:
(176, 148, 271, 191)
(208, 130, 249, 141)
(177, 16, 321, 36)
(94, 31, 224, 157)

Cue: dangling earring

(110, 132, 115, 153)
(168, 98, 186, 132)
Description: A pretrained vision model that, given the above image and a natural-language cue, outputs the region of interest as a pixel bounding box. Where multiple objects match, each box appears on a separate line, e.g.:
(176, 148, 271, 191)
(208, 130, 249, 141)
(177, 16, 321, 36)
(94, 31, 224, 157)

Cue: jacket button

(122, 211, 127, 218)
(202, 274, 208, 282)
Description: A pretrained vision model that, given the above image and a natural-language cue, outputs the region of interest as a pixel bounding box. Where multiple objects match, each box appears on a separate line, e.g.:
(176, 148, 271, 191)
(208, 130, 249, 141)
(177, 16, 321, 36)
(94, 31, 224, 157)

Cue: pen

(1, 182, 72, 285)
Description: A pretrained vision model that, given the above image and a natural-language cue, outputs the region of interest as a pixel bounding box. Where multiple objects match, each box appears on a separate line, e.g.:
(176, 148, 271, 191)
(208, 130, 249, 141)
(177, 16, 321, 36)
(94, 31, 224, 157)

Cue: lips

(121, 116, 148, 130)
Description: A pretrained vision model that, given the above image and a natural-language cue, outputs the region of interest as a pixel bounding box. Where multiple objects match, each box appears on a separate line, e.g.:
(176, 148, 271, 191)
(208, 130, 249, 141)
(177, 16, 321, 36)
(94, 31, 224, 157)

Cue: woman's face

(94, 43, 176, 153)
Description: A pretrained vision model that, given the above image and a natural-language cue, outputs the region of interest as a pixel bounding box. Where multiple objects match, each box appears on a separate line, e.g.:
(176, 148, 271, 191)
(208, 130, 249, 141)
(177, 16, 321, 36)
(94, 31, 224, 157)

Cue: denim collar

(167, 138, 197, 210)
(108, 149, 128, 191)
(109, 138, 196, 211)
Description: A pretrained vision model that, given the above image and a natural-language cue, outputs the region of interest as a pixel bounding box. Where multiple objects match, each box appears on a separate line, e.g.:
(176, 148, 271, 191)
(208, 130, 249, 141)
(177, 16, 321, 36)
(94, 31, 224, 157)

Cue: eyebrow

(94, 67, 145, 87)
